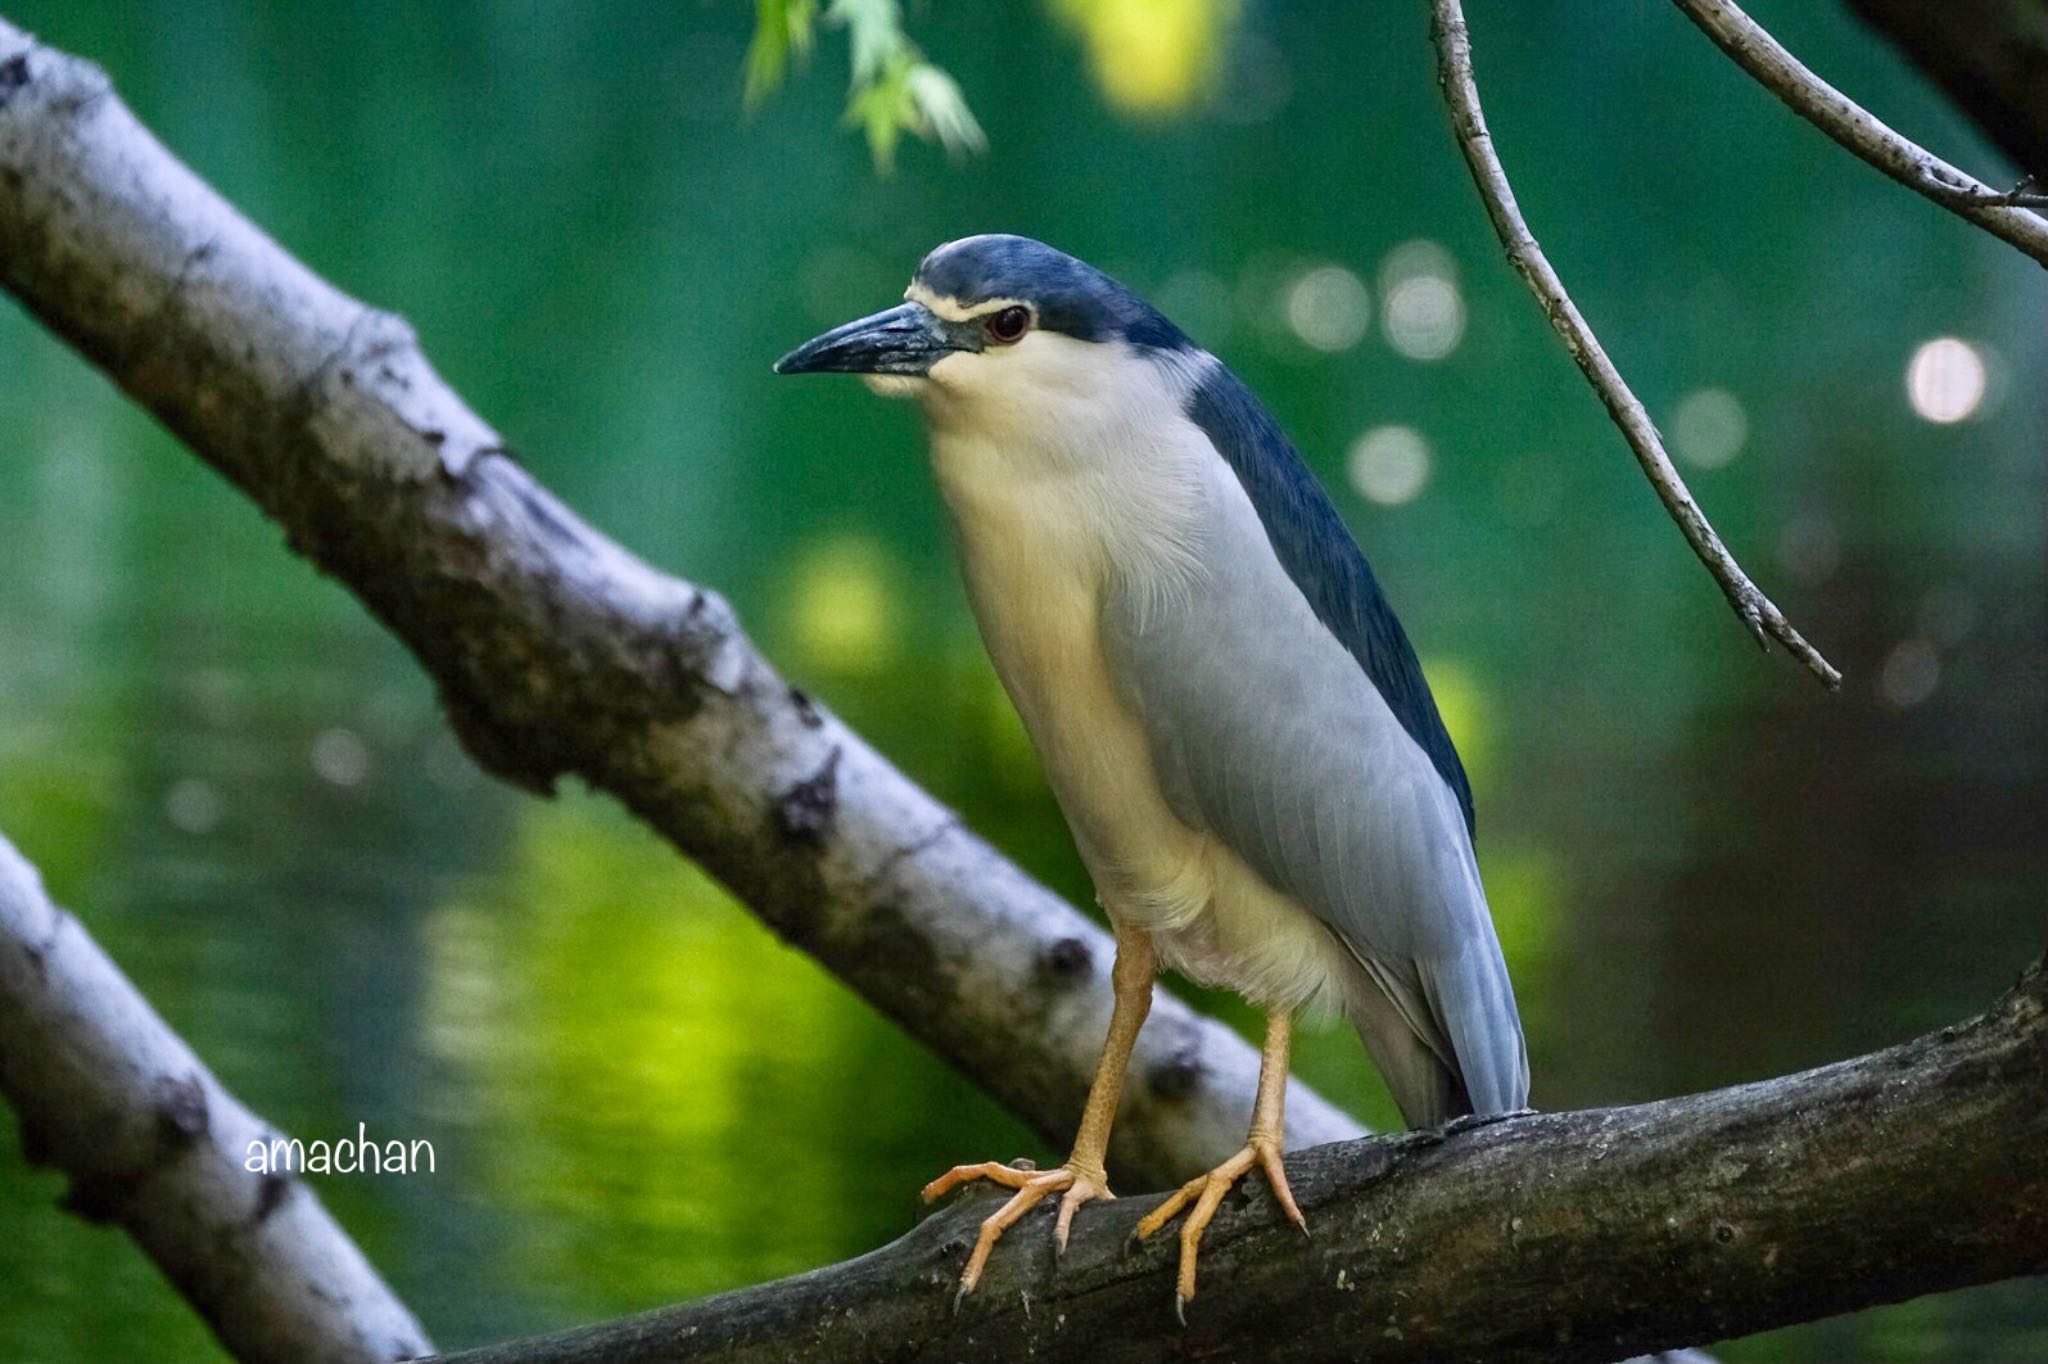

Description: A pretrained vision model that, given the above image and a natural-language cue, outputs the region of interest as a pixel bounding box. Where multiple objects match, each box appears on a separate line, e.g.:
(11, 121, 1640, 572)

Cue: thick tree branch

(431, 963, 2047, 1364)
(0, 17, 1362, 1191)
(0, 831, 433, 1364)
(1673, 0, 2048, 265)
(1847, 0, 2048, 180)
(1425, 0, 1841, 690)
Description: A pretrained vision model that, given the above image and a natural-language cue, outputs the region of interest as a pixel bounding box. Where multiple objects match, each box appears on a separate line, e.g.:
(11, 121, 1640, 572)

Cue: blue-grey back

(1183, 365, 1475, 835)
(1098, 354, 1525, 1115)
(1099, 437, 1482, 966)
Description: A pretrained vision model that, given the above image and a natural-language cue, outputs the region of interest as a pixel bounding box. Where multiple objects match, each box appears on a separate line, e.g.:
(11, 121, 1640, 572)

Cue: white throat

(919, 337, 1215, 624)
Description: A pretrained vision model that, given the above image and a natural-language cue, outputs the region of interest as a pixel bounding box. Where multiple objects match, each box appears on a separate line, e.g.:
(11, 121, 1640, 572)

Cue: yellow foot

(920, 1159, 1113, 1297)
(1133, 1137, 1305, 1315)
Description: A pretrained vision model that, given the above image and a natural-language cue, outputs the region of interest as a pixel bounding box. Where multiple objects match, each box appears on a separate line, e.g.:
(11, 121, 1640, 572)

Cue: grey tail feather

(1351, 1014, 1464, 1129)
(1345, 960, 1464, 1129)
(1420, 945, 1530, 1116)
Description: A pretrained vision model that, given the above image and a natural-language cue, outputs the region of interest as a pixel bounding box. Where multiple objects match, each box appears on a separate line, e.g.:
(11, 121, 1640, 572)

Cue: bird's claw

(924, 1158, 1113, 1298)
(1134, 1135, 1303, 1308)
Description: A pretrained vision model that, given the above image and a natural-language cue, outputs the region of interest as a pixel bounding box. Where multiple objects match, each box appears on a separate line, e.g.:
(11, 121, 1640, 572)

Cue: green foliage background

(0, 1, 2042, 1359)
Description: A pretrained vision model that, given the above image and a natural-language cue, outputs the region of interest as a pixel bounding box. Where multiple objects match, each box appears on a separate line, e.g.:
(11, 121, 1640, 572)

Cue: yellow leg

(1134, 1010, 1305, 1313)
(921, 923, 1157, 1295)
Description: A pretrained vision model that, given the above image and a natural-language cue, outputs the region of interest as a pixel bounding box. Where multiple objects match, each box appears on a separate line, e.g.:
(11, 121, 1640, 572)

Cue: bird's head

(773, 234, 1190, 429)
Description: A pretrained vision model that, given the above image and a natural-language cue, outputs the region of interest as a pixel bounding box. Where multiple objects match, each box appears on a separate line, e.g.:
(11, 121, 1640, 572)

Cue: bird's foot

(1133, 1135, 1305, 1315)
(921, 1158, 1113, 1297)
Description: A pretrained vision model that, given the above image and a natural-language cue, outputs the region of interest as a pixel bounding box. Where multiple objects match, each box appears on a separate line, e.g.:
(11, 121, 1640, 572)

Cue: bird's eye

(984, 306, 1031, 346)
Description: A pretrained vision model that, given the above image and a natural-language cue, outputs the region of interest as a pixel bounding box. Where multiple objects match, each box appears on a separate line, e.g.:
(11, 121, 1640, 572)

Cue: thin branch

(0, 16, 1363, 1193)
(1845, 0, 2048, 183)
(432, 962, 2048, 1364)
(1961, 187, 2048, 209)
(1918, 173, 2048, 210)
(1427, 0, 1841, 689)
(0, 830, 433, 1364)
(1674, 0, 2048, 268)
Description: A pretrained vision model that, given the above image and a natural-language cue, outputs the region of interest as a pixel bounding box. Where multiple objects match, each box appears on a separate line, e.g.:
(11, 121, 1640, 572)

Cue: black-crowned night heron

(776, 235, 1528, 1311)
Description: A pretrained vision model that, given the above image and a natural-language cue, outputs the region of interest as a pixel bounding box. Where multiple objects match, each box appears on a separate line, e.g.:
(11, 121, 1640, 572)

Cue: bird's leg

(1134, 1009, 1305, 1312)
(921, 922, 1156, 1295)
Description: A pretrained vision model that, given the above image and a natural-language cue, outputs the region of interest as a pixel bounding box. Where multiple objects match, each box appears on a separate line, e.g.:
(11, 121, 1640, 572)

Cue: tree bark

(0, 831, 433, 1364)
(1848, 0, 2048, 179)
(0, 16, 1362, 1191)
(431, 963, 2047, 1364)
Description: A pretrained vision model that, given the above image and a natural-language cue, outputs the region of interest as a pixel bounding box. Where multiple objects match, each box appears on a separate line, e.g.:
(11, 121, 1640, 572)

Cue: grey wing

(1102, 474, 1528, 1123)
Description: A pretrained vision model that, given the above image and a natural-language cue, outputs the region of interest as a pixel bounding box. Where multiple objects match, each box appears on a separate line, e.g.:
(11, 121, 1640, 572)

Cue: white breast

(921, 341, 1360, 1014)
(925, 340, 1208, 900)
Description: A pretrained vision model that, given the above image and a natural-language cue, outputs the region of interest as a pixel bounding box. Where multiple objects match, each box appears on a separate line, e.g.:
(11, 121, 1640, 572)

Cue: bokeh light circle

(1905, 337, 1986, 424)
(1347, 425, 1432, 505)
(1285, 265, 1370, 352)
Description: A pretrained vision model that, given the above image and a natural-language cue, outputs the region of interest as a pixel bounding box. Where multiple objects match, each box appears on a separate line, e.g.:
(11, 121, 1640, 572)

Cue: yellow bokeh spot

(782, 532, 900, 675)
(1419, 656, 1490, 799)
(1053, 0, 1235, 114)
(1476, 841, 1560, 974)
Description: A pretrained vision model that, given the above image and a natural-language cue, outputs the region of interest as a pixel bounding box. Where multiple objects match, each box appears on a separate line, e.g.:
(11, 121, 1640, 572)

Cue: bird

(774, 234, 1528, 1311)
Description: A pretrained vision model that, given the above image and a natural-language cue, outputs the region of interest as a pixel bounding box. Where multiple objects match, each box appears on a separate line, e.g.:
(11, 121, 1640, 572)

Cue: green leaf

(844, 50, 916, 171)
(905, 61, 986, 158)
(828, 0, 899, 88)
(743, 0, 983, 168)
(743, 0, 818, 109)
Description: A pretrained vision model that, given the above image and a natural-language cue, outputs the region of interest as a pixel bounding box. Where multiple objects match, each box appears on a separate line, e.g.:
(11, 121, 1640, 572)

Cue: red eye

(984, 306, 1031, 345)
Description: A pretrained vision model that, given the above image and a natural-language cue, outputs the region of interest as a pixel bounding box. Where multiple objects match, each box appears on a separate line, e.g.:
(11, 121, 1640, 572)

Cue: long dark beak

(773, 301, 971, 376)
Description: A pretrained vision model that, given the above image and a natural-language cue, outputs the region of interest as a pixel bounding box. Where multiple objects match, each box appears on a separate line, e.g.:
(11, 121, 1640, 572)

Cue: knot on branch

(788, 685, 824, 729)
(654, 586, 744, 699)
(774, 747, 842, 844)
(153, 1071, 210, 1148)
(252, 1168, 294, 1225)
(1148, 1037, 1205, 1101)
(56, 1072, 213, 1225)
(0, 53, 28, 108)
(1040, 936, 1093, 984)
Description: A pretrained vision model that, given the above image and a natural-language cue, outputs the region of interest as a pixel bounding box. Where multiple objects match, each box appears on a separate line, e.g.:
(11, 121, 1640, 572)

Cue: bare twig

(1673, 0, 2048, 267)
(1426, 0, 1841, 689)
(0, 831, 432, 1364)
(1923, 173, 2048, 210)
(1958, 185, 2048, 210)
(434, 962, 2048, 1364)
(1846, 0, 2048, 183)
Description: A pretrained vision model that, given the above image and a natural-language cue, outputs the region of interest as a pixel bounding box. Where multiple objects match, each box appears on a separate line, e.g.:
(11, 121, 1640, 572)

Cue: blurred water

(0, 1, 2043, 1359)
